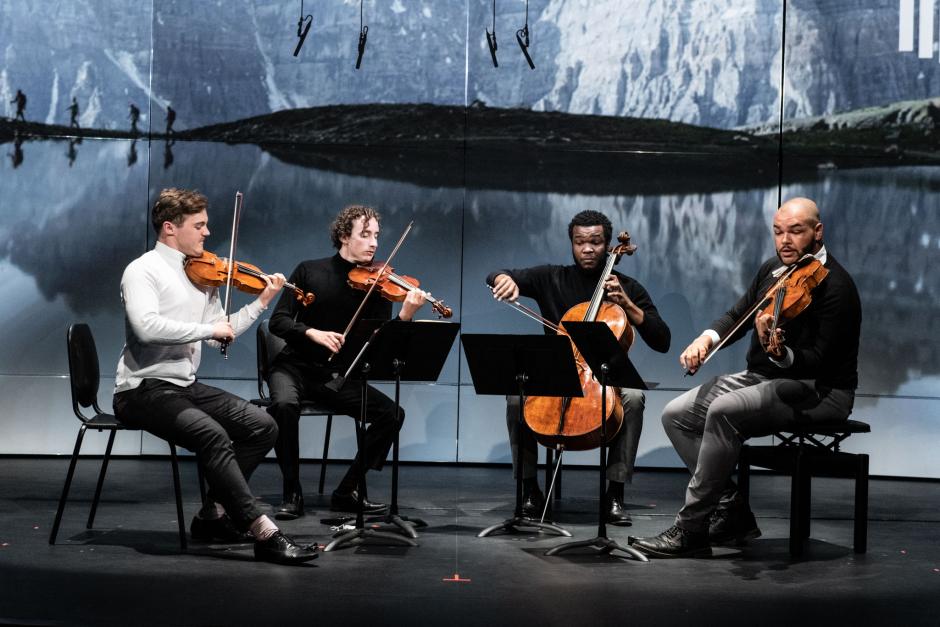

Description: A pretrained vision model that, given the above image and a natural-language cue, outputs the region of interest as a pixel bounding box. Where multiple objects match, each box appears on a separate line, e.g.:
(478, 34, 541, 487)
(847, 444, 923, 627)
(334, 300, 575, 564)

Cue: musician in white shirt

(113, 187, 317, 565)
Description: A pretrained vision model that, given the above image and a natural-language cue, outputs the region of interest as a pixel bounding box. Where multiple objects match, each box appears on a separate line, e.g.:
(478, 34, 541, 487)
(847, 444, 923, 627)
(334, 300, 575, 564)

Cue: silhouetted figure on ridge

(129, 103, 141, 135)
(67, 97, 80, 129)
(11, 89, 27, 122)
(165, 105, 176, 135)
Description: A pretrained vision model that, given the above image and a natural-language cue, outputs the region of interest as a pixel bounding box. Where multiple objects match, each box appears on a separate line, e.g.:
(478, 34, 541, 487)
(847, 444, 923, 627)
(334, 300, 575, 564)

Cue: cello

(522, 232, 638, 451)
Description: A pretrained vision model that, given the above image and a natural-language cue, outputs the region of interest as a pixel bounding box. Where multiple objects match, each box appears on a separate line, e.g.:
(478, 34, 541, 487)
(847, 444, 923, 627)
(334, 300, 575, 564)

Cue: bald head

(778, 197, 820, 225)
(773, 197, 823, 265)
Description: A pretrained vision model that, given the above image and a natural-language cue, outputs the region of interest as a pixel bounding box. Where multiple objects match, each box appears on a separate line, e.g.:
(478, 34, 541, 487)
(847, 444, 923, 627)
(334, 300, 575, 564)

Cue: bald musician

(631, 198, 862, 558)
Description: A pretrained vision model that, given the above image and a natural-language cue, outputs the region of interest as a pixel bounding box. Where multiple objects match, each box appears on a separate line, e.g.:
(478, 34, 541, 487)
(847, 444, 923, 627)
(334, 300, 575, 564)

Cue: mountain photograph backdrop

(1, 0, 938, 478)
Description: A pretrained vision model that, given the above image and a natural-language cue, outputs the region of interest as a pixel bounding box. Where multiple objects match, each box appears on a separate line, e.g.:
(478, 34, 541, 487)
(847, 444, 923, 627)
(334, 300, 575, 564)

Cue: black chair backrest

(67, 323, 100, 416)
(256, 319, 287, 398)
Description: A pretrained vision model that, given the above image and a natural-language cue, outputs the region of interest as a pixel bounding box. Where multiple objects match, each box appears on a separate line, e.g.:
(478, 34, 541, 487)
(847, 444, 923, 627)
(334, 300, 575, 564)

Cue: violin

(686, 254, 828, 375)
(762, 257, 829, 357)
(185, 250, 315, 306)
(522, 232, 637, 451)
(347, 262, 453, 318)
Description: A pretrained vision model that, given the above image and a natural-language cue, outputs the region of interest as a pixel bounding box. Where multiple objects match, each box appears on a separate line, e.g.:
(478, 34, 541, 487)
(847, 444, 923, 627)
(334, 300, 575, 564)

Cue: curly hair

(151, 188, 208, 234)
(330, 204, 381, 249)
(567, 210, 612, 245)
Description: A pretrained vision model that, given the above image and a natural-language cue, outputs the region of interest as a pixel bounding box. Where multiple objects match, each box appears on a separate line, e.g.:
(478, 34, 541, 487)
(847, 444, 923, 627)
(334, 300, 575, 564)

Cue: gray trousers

(662, 371, 855, 532)
(507, 388, 645, 483)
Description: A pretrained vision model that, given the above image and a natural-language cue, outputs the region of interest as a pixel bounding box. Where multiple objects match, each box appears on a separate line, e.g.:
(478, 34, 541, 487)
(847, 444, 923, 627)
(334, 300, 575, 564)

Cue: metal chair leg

(789, 450, 805, 557)
(319, 415, 333, 494)
(196, 459, 207, 506)
(49, 425, 87, 544)
(854, 454, 869, 554)
(738, 446, 751, 505)
(800, 466, 812, 540)
(169, 443, 187, 551)
(87, 429, 117, 529)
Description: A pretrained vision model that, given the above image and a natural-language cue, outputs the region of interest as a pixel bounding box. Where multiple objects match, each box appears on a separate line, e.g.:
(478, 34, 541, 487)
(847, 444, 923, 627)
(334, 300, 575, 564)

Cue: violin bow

(328, 220, 414, 362)
(685, 253, 814, 376)
(220, 191, 244, 359)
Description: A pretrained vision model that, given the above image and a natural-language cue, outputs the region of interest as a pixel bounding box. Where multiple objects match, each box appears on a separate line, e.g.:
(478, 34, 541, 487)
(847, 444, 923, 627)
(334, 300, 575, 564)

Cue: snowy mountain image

(2, 0, 938, 132)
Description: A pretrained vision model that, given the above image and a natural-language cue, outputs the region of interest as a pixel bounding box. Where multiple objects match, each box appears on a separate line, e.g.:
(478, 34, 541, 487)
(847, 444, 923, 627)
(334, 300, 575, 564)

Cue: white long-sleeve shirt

(114, 241, 265, 393)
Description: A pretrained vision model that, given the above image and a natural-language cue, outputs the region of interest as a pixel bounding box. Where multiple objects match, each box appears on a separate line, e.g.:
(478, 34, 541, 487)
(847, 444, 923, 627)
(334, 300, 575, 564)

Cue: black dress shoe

(190, 515, 251, 543)
(253, 531, 319, 565)
(630, 525, 711, 558)
(605, 496, 632, 527)
(521, 486, 545, 520)
(274, 493, 305, 521)
(708, 504, 761, 545)
(330, 489, 388, 514)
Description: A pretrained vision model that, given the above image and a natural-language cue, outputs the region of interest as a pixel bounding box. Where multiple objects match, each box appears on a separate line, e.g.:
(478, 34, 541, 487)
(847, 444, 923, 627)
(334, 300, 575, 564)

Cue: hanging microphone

(293, 14, 312, 56)
(356, 25, 368, 69)
(516, 25, 534, 69)
(486, 29, 498, 67)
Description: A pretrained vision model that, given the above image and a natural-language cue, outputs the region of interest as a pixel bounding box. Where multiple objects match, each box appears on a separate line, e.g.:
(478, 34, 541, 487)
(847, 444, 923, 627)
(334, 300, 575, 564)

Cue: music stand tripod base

(324, 526, 418, 552)
(478, 516, 571, 538)
(368, 511, 427, 540)
(544, 534, 648, 560)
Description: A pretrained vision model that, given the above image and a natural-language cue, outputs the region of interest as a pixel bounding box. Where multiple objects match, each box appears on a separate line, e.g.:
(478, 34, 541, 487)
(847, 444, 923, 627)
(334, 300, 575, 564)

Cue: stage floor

(0, 458, 937, 626)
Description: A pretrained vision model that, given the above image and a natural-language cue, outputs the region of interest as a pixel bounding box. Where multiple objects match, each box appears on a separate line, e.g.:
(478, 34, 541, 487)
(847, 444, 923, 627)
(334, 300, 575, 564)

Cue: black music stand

(461, 334, 582, 538)
(360, 320, 460, 539)
(323, 319, 419, 551)
(543, 321, 649, 561)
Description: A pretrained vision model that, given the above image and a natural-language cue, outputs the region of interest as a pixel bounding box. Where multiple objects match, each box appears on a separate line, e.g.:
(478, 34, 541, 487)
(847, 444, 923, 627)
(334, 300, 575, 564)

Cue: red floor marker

(442, 573, 471, 583)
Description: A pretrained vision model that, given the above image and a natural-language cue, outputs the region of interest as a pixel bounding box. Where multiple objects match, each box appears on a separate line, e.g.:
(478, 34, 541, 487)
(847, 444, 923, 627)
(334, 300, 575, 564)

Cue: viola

(762, 257, 829, 357)
(522, 232, 637, 451)
(184, 250, 315, 306)
(686, 254, 829, 375)
(347, 262, 453, 318)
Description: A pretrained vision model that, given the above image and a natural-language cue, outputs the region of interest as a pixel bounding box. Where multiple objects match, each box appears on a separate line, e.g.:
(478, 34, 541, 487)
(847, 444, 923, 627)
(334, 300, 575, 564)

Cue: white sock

(250, 515, 279, 541)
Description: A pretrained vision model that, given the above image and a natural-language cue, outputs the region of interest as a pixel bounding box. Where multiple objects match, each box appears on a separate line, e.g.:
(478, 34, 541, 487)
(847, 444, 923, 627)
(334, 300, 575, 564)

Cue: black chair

(738, 419, 871, 556)
(252, 319, 336, 494)
(49, 323, 187, 549)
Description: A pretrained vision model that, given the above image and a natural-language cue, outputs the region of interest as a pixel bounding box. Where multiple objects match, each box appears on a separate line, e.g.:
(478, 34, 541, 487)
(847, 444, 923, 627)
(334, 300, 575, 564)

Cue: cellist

(631, 198, 862, 558)
(488, 210, 671, 526)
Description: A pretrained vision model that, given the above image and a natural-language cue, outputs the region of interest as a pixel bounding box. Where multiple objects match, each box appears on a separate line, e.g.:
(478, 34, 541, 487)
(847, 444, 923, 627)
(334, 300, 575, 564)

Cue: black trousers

(267, 353, 403, 496)
(113, 379, 277, 531)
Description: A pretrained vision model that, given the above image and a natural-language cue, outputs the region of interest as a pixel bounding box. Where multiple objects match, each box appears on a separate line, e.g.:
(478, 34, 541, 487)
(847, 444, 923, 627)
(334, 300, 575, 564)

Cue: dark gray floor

(1, 457, 938, 626)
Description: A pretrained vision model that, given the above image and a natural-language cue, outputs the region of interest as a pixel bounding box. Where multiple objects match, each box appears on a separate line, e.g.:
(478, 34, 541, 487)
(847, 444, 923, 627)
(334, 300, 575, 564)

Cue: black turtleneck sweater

(486, 264, 671, 353)
(269, 253, 392, 369)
